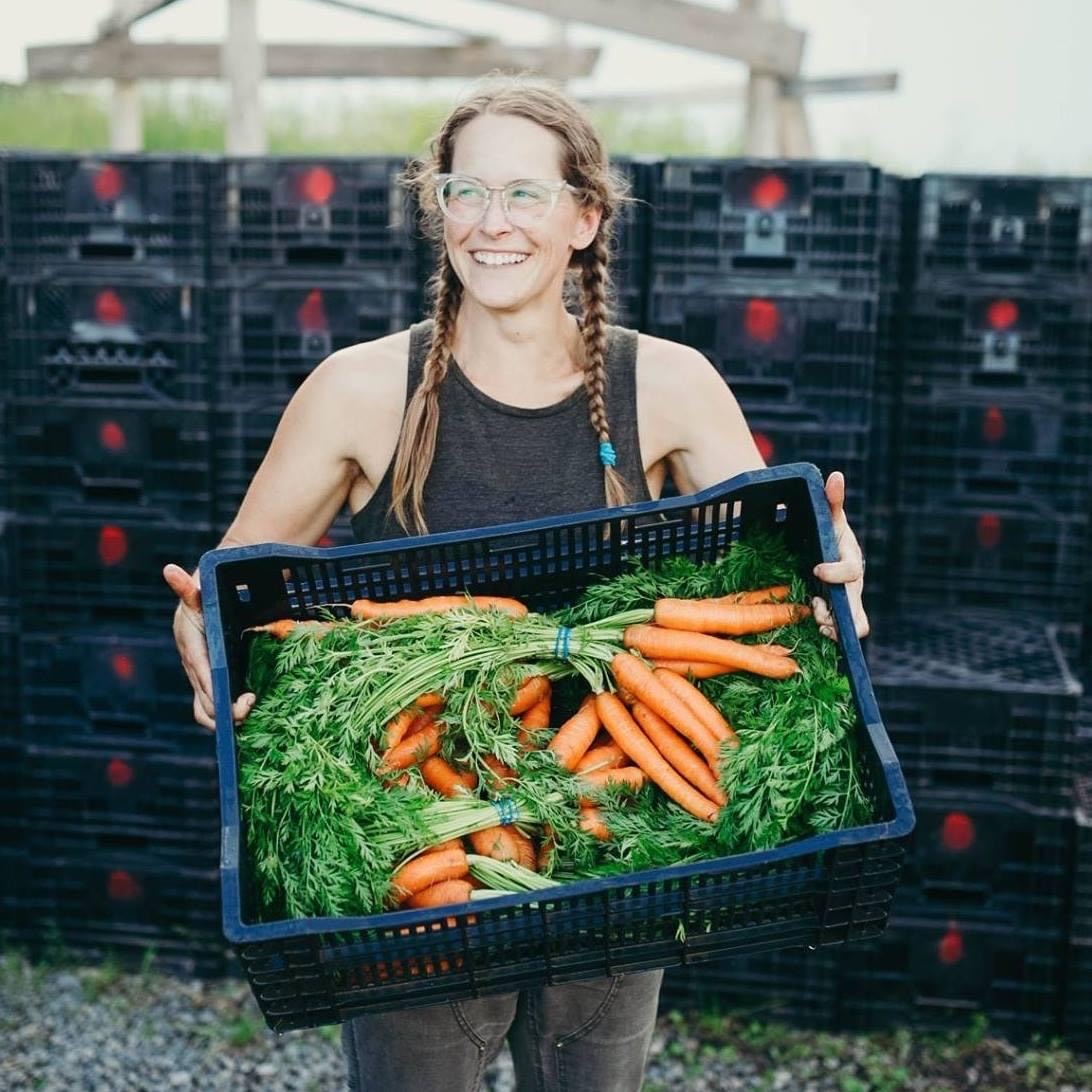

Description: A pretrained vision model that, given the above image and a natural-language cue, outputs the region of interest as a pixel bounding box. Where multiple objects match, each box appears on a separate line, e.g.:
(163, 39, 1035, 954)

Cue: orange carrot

(518, 694, 552, 749)
(579, 766, 647, 794)
(654, 599, 811, 636)
(378, 717, 442, 772)
(631, 702, 728, 805)
(574, 743, 626, 774)
(546, 695, 601, 771)
(469, 826, 524, 863)
(416, 692, 446, 710)
(351, 595, 528, 620)
(429, 838, 465, 854)
(623, 625, 799, 679)
(245, 619, 331, 639)
(651, 659, 735, 679)
(711, 584, 791, 605)
(384, 707, 418, 750)
(509, 675, 551, 716)
(579, 804, 611, 841)
(482, 754, 517, 791)
(509, 828, 538, 871)
(406, 879, 474, 909)
(595, 691, 720, 822)
(420, 755, 478, 797)
(653, 668, 739, 749)
(610, 653, 721, 766)
(390, 846, 468, 900)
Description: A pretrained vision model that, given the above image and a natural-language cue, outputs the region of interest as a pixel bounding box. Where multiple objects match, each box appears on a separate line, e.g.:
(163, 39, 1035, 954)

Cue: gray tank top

(350, 319, 652, 542)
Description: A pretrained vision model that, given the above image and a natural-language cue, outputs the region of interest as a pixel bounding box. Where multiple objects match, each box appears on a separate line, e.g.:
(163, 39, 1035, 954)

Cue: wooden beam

(224, 0, 264, 155)
(97, 0, 181, 40)
(485, 0, 804, 76)
(578, 73, 898, 107)
(741, 0, 781, 155)
(787, 72, 898, 96)
(26, 40, 601, 81)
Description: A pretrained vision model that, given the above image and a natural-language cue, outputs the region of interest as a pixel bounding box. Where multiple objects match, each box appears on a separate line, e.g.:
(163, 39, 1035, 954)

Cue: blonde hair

(390, 75, 633, 535)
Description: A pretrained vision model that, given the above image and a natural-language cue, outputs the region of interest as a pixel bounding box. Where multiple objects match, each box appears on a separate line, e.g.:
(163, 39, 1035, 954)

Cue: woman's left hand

(810, 470, 870, 643)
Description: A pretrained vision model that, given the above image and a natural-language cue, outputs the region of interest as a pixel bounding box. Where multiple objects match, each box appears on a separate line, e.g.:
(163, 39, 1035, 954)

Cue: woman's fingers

(163, 563, 202, 611)
(233, 692, 257, 723)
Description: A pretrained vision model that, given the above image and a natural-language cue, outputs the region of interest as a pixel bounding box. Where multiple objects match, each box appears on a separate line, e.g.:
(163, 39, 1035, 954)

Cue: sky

(3, 0, 1092, 174)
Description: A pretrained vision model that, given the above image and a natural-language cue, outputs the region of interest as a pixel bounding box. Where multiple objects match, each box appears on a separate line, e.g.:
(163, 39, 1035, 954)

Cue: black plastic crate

(894, 500, 1089, 624)
(208, 271, 420, 405)
(838, 913, 1067, 1042)
(18, 744, 219, 866)
(4, 154, 209, 274)
(647, 284, 877, 426)
(609, 156, 653, 330)
(659, 943, 843, 1028)
(901, 288, 1092, 401)
(209, 157, 418, 274)
(1072, 779, 1092, 941)
(12, 514, 217, 624)
(0, 510, 14, 614)
(7, 398, 214, 524)
(200, 463, 913, 1030)
(649, 159, 889, 293)
(911, 174, 1092, 284)
(0, 619, 18, 745)
(6, 274, 211, 403)
(1063, 938, 1092, 1053)
(18, 626, 212, 756)
(0, 740, 25, 851)
(868, 609, 1081, 809)
(893, 790, 1075, 931)
(896, 384, 1092, 516)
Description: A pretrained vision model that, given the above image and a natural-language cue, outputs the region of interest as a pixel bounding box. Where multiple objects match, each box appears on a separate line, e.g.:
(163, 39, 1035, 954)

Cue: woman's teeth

(472, 252, 529, 266)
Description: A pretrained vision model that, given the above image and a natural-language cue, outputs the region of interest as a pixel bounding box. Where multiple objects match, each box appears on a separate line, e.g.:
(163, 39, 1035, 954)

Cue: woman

(165, 76, 868, 1091)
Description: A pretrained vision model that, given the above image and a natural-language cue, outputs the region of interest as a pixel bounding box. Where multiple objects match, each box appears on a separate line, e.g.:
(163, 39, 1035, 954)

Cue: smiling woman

(162, 72, 869, 1092)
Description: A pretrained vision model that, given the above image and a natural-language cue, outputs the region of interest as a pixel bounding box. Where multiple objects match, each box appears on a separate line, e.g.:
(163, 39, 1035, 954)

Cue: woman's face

(444, 113, 601, 315)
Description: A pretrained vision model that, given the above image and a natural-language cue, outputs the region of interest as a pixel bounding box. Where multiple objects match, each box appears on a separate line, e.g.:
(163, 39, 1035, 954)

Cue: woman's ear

(571, 204, 602, 251)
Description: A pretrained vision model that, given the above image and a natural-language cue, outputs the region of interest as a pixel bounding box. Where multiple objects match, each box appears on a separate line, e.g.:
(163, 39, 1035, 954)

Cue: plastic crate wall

(649, 159, 889, 293)
(4, 154, 210, 275)
(867, 609, 1081, 809)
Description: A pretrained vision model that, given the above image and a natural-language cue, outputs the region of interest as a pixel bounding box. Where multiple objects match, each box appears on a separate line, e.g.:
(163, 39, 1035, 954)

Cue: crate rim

(200, 461, 915, 945)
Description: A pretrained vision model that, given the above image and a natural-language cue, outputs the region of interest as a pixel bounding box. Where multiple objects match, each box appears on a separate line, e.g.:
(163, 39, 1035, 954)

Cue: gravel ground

(2, 954, 1091, 1092)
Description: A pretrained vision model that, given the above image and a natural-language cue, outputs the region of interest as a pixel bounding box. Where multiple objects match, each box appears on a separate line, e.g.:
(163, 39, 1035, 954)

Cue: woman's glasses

(436, 174, 581, 225)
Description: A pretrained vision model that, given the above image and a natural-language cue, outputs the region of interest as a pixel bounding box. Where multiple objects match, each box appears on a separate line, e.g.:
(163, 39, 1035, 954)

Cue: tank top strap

(405, 318, 434, 403)
(601, 323, 649, 501)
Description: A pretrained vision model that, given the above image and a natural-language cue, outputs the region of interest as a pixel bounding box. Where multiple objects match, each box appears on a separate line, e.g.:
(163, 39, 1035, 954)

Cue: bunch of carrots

(246, 582, 812, 916)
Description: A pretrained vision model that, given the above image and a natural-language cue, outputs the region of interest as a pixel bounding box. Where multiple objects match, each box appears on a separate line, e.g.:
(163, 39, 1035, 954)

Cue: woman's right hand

(163, 563, 256, 730)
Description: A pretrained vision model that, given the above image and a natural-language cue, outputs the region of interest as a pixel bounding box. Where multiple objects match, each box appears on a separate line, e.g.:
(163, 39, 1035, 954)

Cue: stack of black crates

(0, 153, 225, 974)
(861, 174, 1092, 1043)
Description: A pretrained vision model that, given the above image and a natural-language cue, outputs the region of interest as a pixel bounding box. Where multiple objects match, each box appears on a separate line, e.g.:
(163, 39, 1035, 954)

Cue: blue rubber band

(492, 797, 518, 826)
(553, 625, 572, 660)
(598, 441, 617, 468)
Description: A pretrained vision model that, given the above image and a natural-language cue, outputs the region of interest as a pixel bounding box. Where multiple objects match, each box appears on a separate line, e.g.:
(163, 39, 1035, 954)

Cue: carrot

(482, 754, 517, 791)
(653, 668, 739, 749)
(378, 716, 442, 772)
(351, 595, 528, 620)
(390, 846, 468, 900)
(518, 694, 552, 749)
(574, 743, 626, 774)
(416, 692, 446, 710)
(546, 695, 601, 771)
(406, 879, 475, 909)
(711, 584, 791, 605)
(509, 828, 538, 871)
(469, 826, 524, 863)
(654, 599, 811, 637)
(383, 707, 418, 750)
(631, 702, 728, 805)
(595, 691, 720, 822)
(762, 643, 793, 656)
(579, 804, 611, 841)
(579, 766, 647, 794)
(651, 659, 735, 679)
(420, 755, 478, 797)
(245, 619, 331, 639)
(509, 675, 551, 716)
(429, 838, 465, 854)
(623, 625, 799, 679)
(610, 653, 721, 766)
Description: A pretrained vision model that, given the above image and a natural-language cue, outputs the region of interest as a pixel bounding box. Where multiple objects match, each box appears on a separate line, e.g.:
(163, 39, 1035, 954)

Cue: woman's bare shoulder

(635, 332, 727, 420)
(312, 328, 413, 403)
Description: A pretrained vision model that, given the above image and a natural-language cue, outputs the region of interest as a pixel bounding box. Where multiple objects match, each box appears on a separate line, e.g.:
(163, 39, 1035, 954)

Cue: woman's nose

(479, 190, 513, 234)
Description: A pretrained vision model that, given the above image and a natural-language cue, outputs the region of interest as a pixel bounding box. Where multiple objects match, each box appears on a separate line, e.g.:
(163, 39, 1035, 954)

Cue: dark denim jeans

(342, 969, 664, 1091)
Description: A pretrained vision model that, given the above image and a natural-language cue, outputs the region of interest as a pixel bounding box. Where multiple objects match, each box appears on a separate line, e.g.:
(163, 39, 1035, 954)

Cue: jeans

(342, 969, 664, 1092)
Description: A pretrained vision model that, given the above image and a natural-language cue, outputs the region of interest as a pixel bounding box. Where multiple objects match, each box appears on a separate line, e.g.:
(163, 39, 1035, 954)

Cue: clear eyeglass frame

(435, 173, 581, 224)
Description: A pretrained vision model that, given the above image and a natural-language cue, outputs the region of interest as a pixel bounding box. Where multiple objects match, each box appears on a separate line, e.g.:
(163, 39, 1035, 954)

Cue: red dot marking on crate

(98, 525, 129, 566)
(938, 926, 964, 965)
(976, 514, 1002, 549)
(317, 535, 334, 548)
(744, 299, 780, 343)
(106, 757, 135, 788)
(751, 172, 788, 210)
(107, 870, 142, 901)
(986, 299, 1018, 330)
(940, 811, 975, 852)
(92, 164, 124, 202)
(981, 407, 1005, 445)
(752, 431, 775, 463)
(99, 420, 127, 454)
(94, 290, 127, 326)
(111, 652, 136, 681)
(299, 166, 336, 204)
(297, 289, 328, 331)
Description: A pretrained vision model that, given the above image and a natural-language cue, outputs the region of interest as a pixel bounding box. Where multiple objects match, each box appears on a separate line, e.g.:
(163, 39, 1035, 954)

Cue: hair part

(391, 74, 633, 535)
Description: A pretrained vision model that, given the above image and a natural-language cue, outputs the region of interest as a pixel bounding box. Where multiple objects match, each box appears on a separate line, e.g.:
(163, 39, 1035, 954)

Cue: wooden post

(110, 72, 143, 151)
(224, 0, 265, 155)
(740, 0, 781, 156)
(778, 92, 814, 157)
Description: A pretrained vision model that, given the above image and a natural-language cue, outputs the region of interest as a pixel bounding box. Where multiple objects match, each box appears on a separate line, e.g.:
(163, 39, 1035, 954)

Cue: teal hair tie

(598, 441, 617, 468)
(492, 797, 518, 826)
